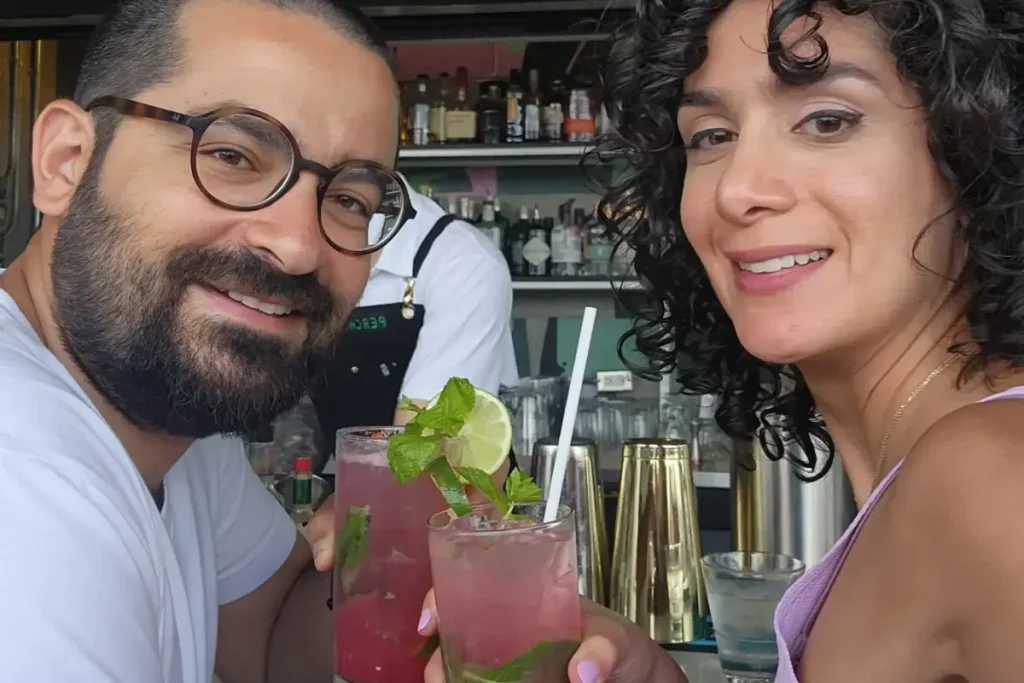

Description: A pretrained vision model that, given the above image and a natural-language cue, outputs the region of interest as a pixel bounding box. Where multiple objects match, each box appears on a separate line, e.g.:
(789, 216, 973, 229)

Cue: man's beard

(50, 166, 351, 439)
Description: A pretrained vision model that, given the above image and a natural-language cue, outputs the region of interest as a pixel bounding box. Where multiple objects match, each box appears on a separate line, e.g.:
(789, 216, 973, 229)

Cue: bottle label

(564, 117, 596, 136)
(478, 224, 502, 252)
(522, 235, 551, 266)
(511, 239, 526, 272)
(543, 105, 564, 141)
(445, 111, 477, 141)
(506, 96, 524, 142)
(524, 104, 541, 141)
(411, 103, 431, 145)
(429, 105, 447, 143)
(293, 476, 312, 506)
(588, 243, 612, 263)
(551, 226, 583, 264)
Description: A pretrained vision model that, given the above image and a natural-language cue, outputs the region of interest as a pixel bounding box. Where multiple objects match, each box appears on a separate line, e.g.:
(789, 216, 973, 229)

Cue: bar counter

(668, 648, 726, 682)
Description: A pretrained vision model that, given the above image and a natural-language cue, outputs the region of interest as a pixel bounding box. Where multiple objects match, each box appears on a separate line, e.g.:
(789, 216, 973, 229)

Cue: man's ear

(32, 100, 97, 217)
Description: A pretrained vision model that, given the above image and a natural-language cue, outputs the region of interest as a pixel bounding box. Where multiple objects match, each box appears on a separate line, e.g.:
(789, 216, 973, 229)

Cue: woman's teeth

(738, 249, 831, 274)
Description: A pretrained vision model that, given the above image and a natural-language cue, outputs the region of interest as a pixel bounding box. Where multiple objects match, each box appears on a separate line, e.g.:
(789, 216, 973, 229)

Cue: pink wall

(394, 42, 526, 81)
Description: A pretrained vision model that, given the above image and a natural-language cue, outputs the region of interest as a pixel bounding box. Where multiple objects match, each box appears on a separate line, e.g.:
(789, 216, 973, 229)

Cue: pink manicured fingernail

(577, 659, 600, 683)
(417, 608, 432, 633)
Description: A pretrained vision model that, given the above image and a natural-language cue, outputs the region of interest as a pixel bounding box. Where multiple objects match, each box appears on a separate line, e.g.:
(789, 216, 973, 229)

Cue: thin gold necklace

(869, 354, 959, 493)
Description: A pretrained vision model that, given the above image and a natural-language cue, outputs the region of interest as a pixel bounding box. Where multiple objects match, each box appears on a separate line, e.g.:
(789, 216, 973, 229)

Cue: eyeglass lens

(193, 112, 406, 252)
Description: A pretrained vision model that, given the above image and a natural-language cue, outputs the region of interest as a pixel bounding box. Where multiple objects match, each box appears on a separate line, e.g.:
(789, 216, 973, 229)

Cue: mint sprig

(387, 431, 444, 483)
(460, 639, 579, 682)
(428, 457, 472, 517)
(386, 377, 546, 518)
(335, 505, 371, 593)
(506, 470, 544, 506)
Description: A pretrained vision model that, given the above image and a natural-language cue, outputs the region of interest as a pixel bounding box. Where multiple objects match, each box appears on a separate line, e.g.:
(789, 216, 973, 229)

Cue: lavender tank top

(772, 385, 1024, 682)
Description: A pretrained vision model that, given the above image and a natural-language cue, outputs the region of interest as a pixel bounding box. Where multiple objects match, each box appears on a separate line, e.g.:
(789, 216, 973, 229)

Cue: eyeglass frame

(84, 95, 415, 256)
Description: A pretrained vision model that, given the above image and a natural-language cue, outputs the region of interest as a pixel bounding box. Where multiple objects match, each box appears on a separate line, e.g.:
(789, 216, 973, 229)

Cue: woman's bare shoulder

(892, 392, 1024, 674)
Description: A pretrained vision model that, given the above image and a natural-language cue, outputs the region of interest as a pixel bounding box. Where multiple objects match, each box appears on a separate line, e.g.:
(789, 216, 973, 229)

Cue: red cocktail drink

(333, 427, 448, 682)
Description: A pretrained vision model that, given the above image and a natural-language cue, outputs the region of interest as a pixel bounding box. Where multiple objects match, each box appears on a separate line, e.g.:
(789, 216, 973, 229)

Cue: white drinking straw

(543, 306, 598, 523)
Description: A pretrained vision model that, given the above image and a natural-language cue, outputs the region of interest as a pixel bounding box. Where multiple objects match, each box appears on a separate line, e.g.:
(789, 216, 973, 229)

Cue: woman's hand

(417, 590, 689, 683)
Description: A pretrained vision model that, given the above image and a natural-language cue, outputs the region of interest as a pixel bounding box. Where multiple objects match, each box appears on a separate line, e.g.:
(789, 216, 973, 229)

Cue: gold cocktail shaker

(608, 438, 709, 643)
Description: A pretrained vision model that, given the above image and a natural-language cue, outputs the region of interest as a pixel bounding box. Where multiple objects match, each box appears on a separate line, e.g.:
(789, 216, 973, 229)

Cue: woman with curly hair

(419, 0, 1024, 680)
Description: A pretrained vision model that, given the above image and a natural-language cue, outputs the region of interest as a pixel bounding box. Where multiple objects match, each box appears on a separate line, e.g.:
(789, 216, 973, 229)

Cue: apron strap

(402, 214, 458, 318)
(412, 214, 457, 278)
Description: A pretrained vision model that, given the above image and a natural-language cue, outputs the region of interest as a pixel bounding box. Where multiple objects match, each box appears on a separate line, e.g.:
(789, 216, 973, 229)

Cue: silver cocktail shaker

(531, 436, 609, 605)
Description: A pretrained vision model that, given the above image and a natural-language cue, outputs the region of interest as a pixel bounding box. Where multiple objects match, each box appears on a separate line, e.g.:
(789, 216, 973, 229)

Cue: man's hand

(302, 457, 512, 572)
(302, 493, 337, 571)
(417, 591, 688, 683)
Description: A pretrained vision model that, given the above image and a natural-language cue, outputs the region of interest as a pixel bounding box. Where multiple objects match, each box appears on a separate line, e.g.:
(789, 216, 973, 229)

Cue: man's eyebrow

(679, 60, 884, 109)
(188, 101, 393, 170)
(187, 99, 255, 116)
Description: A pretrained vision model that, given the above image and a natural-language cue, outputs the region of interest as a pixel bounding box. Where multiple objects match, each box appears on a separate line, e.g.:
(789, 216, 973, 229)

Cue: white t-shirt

(0, 284, 298, 682)
(361, 181, 520, 399)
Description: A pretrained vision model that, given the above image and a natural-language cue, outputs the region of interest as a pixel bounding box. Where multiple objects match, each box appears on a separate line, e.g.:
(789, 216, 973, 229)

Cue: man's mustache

(165, 247, 335, 322)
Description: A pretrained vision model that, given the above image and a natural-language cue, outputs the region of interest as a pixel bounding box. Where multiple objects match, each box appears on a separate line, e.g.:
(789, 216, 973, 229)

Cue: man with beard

(0, 0, 407, 681)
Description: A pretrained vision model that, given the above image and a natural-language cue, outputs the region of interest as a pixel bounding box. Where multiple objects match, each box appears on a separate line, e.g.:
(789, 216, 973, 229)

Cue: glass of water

(702, 552, 805, 683)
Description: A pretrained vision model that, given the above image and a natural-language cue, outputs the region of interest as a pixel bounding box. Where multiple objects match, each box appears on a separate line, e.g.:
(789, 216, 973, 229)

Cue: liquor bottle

(445, 66, 477, 143)
(507, 206, 532, 276)
(492, 196, 511, 233)
(566, 88, 597, 143)
(551, 199, 583, 277)
(522, 207, 552, 277)
(292, 455, 314, 524)
(459, 197, 477, 225)
(477, 197, 504, 254)
(505, 70, 525, 144)
(478, 82, 505, 145)
(409, 74, 431, 146)
(524, 69, 543, 142)
(584, 203, 611, 277)
(429, 72, 450, 144)
(544, 79, 568, 142)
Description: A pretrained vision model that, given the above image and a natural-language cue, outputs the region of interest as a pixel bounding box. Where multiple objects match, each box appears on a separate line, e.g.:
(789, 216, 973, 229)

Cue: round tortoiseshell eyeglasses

(86, 96, 414, 255)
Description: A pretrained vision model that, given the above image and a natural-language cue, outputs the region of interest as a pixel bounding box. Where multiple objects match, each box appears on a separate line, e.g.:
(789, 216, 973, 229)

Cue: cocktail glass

(701, 551, 805, 683)
(333, 427, 449, 683)
(427, 502, 583, 683)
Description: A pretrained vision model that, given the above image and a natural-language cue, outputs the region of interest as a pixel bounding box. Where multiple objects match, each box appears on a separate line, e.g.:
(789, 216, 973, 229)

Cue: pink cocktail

(333, 427, 448, 683)
(427, 502, 583, 682)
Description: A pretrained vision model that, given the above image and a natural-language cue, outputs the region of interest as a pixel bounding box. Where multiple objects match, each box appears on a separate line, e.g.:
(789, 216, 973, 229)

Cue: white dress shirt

(361, 181, 520, 400)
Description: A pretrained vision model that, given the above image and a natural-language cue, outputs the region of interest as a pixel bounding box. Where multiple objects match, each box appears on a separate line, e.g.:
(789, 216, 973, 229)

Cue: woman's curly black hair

(598, 0, 1024, 478)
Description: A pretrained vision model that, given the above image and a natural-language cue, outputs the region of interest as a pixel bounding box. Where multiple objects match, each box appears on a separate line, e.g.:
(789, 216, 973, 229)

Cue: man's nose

(241, 174, 325, 276)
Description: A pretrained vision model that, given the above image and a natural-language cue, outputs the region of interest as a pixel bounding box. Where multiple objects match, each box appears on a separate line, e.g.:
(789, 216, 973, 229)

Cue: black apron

(310, 213, 518, 471)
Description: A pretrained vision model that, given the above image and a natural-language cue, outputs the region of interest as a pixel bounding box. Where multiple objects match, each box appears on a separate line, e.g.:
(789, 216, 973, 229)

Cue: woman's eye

(686, 128, 737, 150)
(795, 110, 863, 138)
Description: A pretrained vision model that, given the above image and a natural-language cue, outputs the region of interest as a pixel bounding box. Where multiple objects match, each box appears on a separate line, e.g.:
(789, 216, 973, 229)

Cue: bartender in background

(311, 177, 519, 451)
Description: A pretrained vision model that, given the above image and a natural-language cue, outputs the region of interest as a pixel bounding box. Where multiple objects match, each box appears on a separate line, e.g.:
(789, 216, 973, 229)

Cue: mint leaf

(335, 505, 371, 594)
(427, 457, 472, 516)
(398, 396, 424, 415)
(387, 431, 443, 482)
(506, 470, 544, 506)
(462, 639, 579, 683)
(414, 377, 475, 437)
(436, 377, 476, 420)
(410, 407, 464, 436)
(454, 466, 509, 517)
